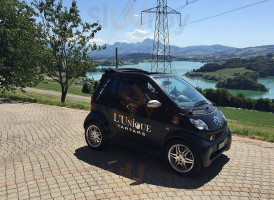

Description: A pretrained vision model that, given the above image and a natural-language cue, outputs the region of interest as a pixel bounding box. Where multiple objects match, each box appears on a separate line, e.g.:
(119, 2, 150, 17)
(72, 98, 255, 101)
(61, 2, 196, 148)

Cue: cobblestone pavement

(0, 99, 274, 200)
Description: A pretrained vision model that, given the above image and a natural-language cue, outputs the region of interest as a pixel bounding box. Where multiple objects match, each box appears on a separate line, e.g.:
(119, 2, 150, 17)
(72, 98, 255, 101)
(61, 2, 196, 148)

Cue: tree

(33, 0, 104, 102)
(255, 98, 271, 112)
(0, 0, 43, 91)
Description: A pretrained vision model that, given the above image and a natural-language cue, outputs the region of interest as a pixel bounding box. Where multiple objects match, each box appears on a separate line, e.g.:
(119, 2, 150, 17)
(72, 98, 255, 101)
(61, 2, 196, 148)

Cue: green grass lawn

(34, 79, 91, 97)
(219, 107, 274, 142)
(1, 90, 273, 142)
(0, 90, 90, 110)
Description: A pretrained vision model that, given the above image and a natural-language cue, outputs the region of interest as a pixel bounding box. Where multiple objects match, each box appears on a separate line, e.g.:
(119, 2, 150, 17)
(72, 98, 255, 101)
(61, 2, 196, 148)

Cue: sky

(26, 0, 274, 48)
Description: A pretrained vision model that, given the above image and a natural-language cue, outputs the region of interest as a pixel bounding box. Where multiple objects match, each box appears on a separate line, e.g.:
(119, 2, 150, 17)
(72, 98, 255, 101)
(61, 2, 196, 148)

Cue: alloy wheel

(86, 125, 102, 147)
(168, 144, 195, 173)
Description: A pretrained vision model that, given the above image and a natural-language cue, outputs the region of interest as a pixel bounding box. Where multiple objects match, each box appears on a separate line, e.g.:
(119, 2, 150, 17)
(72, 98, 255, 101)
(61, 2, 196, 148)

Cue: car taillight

(90, 95, 93, 109)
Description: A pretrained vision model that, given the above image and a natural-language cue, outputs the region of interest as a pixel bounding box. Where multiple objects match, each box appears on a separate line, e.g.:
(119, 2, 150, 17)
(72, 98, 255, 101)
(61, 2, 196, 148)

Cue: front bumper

(198, 127, 232, 167)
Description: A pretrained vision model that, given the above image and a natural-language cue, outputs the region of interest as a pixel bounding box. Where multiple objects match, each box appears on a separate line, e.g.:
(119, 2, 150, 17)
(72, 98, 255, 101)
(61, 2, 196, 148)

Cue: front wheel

(165, 140, 201, 176)
(85, 121, 108, 150)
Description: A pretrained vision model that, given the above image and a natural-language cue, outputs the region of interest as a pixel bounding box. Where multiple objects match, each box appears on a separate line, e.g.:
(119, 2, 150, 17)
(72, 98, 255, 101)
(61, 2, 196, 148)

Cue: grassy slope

(219, 107, 274, 142)
(0, 91, 273, 142)
(34, 79, 91, 97)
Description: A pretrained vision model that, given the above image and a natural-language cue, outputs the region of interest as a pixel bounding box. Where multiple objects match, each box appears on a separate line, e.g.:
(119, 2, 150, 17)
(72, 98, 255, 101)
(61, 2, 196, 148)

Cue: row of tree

(196, 88, 274, 112)
(0, 0, 103, 102)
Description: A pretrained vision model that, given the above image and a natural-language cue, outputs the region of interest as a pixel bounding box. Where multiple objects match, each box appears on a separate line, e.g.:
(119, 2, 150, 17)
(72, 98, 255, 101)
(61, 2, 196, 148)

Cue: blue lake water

(86, 61, 274, 99)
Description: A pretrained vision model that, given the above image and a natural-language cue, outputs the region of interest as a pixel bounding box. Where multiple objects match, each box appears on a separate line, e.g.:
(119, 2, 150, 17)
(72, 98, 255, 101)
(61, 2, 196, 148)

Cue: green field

(34, 79, 90, 97)
(186, 67, 254, 81)
(219, 107, 274, 142)
(206, 67, 253, 78)
(1, 91, 273, 142)
(0, 90, 90, 110)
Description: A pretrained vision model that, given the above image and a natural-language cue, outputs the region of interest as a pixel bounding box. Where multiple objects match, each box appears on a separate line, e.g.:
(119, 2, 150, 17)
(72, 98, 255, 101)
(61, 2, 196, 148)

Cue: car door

(106, 75, 164, 146)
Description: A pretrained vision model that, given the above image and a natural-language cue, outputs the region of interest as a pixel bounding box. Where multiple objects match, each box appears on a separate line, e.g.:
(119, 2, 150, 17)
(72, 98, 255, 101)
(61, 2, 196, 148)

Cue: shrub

(82, 82, 91, 94)
(204, 88, 232, 106)
(195, 87, 204, 94)
(233, 93, 246, 108)
(93, 81, 99, 91)
(245, 97, 255, 110)
(254, 98, 271, 112)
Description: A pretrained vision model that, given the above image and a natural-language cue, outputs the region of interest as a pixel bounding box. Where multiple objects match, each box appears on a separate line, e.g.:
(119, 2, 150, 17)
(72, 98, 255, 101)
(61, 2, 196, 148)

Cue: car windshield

(153, 76, 209, 108)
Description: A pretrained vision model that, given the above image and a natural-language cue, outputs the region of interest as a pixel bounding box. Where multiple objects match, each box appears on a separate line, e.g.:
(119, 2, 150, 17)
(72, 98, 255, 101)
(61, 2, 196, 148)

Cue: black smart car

(84, 68, 231, 176)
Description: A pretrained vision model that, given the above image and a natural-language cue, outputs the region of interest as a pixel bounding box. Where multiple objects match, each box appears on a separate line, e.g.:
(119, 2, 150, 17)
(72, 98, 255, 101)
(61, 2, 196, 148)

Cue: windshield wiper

(189, 100, 208, 115)
(194, 100, 208, 107)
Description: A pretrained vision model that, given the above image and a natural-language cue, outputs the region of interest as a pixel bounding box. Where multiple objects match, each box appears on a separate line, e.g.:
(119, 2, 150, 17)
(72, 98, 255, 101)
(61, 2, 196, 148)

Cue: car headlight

(189, 119, 209, 130)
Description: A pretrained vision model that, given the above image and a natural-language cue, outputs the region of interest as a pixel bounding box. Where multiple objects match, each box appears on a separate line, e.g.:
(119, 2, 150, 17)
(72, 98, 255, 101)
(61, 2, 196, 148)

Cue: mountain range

(91, 38, 274, 60)
(92, 38, 236, 57)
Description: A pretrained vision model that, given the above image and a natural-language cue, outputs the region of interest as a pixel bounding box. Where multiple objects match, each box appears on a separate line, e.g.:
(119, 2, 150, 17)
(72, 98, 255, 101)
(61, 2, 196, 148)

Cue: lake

(86, 61, 274, 99)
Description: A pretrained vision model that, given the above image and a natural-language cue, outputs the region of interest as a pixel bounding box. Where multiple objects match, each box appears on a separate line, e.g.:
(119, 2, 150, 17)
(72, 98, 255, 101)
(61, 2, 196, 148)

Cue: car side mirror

(147, 100, 161, 108)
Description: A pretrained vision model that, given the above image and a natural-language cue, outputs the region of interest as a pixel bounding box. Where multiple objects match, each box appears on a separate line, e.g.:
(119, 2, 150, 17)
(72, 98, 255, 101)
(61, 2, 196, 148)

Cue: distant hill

(90, 38, 274, 62)
(207, 45, 274, 58)
(170, 44, 236, 56)
(91, 38, 236, 58)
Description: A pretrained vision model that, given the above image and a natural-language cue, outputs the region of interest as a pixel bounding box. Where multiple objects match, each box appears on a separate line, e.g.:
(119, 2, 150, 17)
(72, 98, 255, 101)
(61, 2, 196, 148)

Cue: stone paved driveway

(0, 99, 274, 200)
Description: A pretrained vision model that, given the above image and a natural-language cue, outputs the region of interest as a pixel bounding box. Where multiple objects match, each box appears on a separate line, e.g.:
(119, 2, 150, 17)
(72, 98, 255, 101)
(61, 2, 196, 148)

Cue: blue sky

(27, 0, 274, 48)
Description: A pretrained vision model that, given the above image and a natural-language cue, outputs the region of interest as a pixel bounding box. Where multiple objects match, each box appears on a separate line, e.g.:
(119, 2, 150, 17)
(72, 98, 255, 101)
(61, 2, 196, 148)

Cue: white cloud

(88, 38, 106, 45)
(134, 14, 139, 17)
(121, 29, 153, 42)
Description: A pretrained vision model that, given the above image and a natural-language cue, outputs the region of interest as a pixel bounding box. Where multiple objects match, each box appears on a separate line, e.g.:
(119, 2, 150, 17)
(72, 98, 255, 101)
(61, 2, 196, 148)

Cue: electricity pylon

(141, 0, 181, 73)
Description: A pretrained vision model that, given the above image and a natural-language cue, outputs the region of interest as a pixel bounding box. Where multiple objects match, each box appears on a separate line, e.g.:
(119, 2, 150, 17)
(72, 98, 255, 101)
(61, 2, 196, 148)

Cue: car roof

(104, 68, 175, 77)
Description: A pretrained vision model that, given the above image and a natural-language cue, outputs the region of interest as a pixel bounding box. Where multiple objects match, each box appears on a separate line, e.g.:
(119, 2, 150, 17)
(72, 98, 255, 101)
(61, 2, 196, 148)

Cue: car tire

(164, 140, 201, 176)
(85, 121, 109, 150)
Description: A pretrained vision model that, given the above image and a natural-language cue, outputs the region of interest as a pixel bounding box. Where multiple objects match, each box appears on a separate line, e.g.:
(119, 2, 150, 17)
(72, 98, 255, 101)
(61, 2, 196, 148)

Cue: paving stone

(0, 99, 273, 200)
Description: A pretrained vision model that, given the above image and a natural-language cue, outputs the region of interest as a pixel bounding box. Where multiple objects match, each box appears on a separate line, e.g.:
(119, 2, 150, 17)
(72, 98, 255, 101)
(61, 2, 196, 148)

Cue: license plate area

(218, 141, 226, 150)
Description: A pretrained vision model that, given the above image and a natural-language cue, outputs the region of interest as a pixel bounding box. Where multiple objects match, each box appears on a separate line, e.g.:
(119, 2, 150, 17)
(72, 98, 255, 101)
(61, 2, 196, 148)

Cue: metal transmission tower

(141, 0, 181, 73)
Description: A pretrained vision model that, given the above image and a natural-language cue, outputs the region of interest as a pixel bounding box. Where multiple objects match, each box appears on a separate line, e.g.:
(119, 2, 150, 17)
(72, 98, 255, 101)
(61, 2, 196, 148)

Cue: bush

(271, 100, 274, 112)
(204, 88, 232, 106)
(82, 82, 91, 94)
(195, 87, 204, 94)
(254, 98, 271, 112)
(232, 93, 247, 108)
(245, 97, 255, 110)
(216, 88, 232, 106)
(93, 81, 99, 91)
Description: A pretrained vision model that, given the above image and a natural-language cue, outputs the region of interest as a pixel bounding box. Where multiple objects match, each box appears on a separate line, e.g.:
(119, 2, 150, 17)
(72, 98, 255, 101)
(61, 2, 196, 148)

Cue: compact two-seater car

(84, 68, 231, 176)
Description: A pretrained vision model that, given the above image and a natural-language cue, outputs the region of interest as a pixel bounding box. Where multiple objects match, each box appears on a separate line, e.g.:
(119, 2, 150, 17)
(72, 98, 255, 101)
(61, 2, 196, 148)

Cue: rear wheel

(85, 121, 108, 150)
(165, 140, 201, 176)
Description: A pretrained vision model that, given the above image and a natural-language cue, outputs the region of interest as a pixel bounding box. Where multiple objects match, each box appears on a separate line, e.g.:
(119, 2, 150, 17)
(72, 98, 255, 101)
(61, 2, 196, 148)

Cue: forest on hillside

(186, 54, 274, 91)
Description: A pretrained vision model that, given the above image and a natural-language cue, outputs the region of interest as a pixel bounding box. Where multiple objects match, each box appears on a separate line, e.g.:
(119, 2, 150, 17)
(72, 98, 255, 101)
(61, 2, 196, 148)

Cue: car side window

(115, 78, 161, 105)
(145, 82, 159, 101)
(108, 76, 119, 95)
(117, 78, 143, 103)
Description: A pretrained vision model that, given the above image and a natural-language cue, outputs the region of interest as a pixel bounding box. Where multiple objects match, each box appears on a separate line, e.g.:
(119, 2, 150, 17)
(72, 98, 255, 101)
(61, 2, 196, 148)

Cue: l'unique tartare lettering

(113, 112, 152, 136)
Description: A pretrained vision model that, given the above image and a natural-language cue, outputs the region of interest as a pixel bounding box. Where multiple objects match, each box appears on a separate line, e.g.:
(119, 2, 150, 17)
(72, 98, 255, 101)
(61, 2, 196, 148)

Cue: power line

(105, 0, 136, 43)
(141, 0, 183, 73)
(109, 1, 157, 43)
(174, 0, 271, 31)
